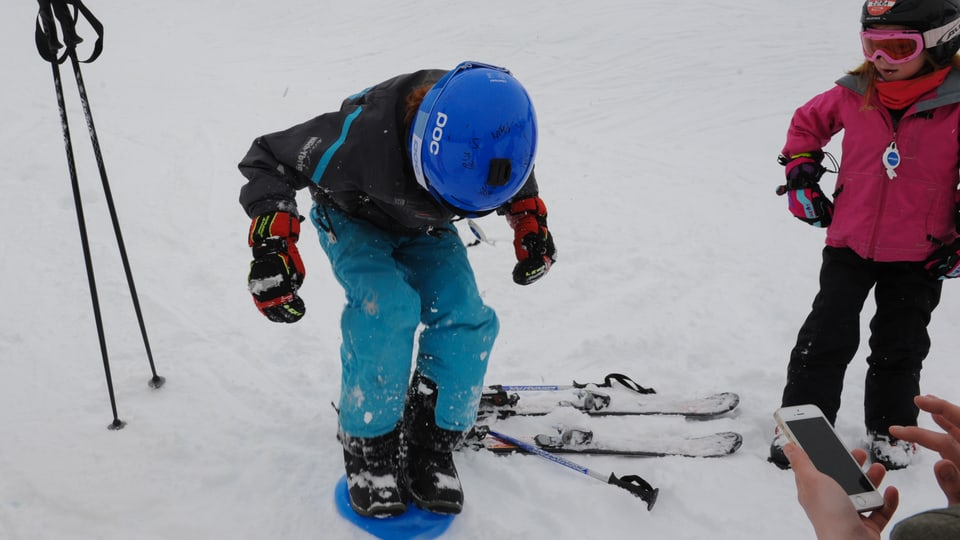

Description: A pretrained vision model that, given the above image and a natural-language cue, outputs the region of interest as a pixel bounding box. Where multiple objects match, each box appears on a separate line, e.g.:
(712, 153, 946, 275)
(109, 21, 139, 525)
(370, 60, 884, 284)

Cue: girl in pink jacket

(771, 0, 960, 471)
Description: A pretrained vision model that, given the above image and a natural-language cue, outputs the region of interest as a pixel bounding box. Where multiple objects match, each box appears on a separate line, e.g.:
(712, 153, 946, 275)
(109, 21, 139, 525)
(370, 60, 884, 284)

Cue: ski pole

(481, 373, 655, 412)
(35, 0, 164, 430)
(66, 48, 165, 391)
(486, 429, 659, 510)
(46, 39, 124, 430)
(494, 373, 656, 394)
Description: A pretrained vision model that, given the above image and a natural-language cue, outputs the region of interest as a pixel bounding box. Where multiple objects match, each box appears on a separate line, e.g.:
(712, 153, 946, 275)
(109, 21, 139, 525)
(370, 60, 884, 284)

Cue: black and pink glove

(924, 238, 960, 280)
(247, 211, 307, 323)
(776, 153, 834, 228)
(506, 196, 556, 285)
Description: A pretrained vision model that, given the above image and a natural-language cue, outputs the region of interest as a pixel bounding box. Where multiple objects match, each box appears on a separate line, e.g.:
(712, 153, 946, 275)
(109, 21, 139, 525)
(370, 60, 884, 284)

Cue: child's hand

(506, 196, 556, 285)
(783, 184, 834, 228)
(922, 238, 960, 279)
(247, 211, 307, 323)
(777, 154, 834, 228)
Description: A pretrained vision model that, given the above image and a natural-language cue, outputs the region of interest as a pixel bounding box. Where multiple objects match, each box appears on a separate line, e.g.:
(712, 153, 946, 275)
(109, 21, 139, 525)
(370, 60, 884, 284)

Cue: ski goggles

(860, 29, 925, 64)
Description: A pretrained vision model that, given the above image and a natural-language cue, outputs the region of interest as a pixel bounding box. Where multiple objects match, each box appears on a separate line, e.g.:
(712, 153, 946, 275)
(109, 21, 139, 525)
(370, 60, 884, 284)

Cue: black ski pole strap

(35, 0, 104, 64)
(608, 473, 659, 510)
(572, 373, 656, 395)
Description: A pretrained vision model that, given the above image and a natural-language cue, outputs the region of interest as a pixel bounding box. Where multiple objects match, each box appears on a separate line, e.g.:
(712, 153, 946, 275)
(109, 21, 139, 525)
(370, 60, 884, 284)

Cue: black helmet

(862, 0, 960, 64)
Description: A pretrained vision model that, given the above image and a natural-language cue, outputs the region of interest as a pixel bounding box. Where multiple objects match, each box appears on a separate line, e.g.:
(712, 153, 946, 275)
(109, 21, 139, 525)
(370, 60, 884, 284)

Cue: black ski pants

(780, 246, 942, 434)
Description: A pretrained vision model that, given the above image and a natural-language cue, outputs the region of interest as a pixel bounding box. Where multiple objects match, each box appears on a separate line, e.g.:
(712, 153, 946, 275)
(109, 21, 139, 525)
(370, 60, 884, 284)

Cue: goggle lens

(861, 30, 924, 64)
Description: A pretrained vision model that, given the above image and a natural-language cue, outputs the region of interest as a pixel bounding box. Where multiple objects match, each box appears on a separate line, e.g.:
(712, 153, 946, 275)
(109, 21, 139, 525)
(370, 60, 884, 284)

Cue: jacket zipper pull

(883, 140, 900, 180)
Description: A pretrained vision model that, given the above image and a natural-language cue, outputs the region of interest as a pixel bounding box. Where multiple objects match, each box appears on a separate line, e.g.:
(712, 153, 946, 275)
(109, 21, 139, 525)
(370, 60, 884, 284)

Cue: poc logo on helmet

(429, 112, 448, 155)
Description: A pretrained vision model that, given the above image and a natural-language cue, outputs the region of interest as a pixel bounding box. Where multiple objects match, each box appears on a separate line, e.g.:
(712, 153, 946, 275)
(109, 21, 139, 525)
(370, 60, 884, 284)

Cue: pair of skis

(461, 373, 741, 509)
(464, 373, 742, 459)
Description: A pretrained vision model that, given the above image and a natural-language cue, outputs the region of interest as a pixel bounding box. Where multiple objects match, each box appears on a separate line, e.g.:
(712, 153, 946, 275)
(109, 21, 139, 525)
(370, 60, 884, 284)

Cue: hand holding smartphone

(775, 404, 885, 512)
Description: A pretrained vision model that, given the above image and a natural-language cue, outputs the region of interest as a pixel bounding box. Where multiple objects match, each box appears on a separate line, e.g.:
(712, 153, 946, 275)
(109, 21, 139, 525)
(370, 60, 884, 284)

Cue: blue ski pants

(311, 205, 499, 438)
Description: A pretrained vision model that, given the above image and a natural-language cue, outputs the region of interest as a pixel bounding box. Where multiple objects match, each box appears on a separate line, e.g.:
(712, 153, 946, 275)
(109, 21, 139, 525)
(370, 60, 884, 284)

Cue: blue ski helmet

(410, 61, 538, 216)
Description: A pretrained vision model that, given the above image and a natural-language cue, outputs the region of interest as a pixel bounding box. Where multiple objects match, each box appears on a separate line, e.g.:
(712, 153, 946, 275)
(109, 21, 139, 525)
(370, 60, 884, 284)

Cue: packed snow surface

(3, 1, 959, 538)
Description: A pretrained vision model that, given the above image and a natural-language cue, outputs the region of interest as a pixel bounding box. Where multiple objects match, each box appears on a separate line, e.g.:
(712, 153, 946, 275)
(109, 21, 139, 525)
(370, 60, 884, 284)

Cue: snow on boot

(869, 431, 917, 471)
(341, 428, 407, 518)
(768, 425, 790, 469)
(402, 372, 467, 514)
(405, 442, 464, 514)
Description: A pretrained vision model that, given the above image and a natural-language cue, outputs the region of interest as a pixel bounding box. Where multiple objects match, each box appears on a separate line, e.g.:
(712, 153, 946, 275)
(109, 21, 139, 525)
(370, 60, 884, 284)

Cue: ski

(533, 428, 743, 458)
(464, 425, 742, 458)
(479, 373, 739, 419)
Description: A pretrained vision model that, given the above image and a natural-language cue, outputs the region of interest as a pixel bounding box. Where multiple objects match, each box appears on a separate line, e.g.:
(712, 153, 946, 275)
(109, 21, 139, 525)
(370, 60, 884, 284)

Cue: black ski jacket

(238, 69, 539, 233)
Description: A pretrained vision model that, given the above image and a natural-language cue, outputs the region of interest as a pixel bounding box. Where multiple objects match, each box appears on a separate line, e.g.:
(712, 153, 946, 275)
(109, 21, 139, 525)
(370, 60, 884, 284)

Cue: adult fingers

(933, 459, 960, 506)
(931, 413, 960, 444)
(915, 395, 960, 429)
(852, 448, 868, 467)
(864, 486, 900, 534)
(865, 462, 887, 489)
(889, 425, 948, 452)
(783, 442, 814, 471)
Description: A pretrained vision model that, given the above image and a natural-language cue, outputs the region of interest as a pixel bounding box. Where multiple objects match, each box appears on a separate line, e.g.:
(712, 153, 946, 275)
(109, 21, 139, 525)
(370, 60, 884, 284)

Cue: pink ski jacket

(783, 69, 960, 262)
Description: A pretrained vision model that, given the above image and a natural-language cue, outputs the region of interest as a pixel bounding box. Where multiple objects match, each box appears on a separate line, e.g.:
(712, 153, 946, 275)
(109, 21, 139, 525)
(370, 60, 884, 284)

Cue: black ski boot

(768, 426, 790, 469)
(403, 373, 467, 514)
(341, 427, 407, 518)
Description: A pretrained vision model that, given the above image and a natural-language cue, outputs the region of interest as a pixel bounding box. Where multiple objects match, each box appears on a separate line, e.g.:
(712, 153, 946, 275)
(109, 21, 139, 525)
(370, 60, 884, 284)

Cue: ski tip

(692, 431, 744, 457)
(682, 392, 741, 420)
(708, 392, 740, 408)
(334, 476, 455, 539)
(721, 431, 744, 454)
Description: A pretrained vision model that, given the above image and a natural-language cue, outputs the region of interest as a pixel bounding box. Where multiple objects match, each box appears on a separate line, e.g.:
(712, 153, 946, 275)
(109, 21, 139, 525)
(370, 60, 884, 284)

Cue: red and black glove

(247, 211, 306, 323)
(924, 238, 960, 280)
(776, 153, 834, 228)
(506, 196, 556, 285)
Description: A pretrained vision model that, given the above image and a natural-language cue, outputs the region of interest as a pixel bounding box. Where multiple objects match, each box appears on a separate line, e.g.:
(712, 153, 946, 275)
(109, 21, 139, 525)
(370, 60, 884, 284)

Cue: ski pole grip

(35, 0, 104, 63)
(607, 473, 659, 510)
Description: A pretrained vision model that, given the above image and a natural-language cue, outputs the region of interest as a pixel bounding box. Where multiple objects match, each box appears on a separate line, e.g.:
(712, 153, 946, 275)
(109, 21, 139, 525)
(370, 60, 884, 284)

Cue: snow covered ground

(3, 1, 960, 538)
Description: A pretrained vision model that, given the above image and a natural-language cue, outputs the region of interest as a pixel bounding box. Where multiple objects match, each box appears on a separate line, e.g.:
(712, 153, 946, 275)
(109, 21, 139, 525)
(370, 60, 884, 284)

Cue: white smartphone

(774, 404, 884, 512)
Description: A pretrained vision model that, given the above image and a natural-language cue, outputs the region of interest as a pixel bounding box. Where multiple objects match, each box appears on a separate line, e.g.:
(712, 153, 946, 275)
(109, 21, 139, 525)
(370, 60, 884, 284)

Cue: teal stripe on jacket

(311, 106, 363, 185)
